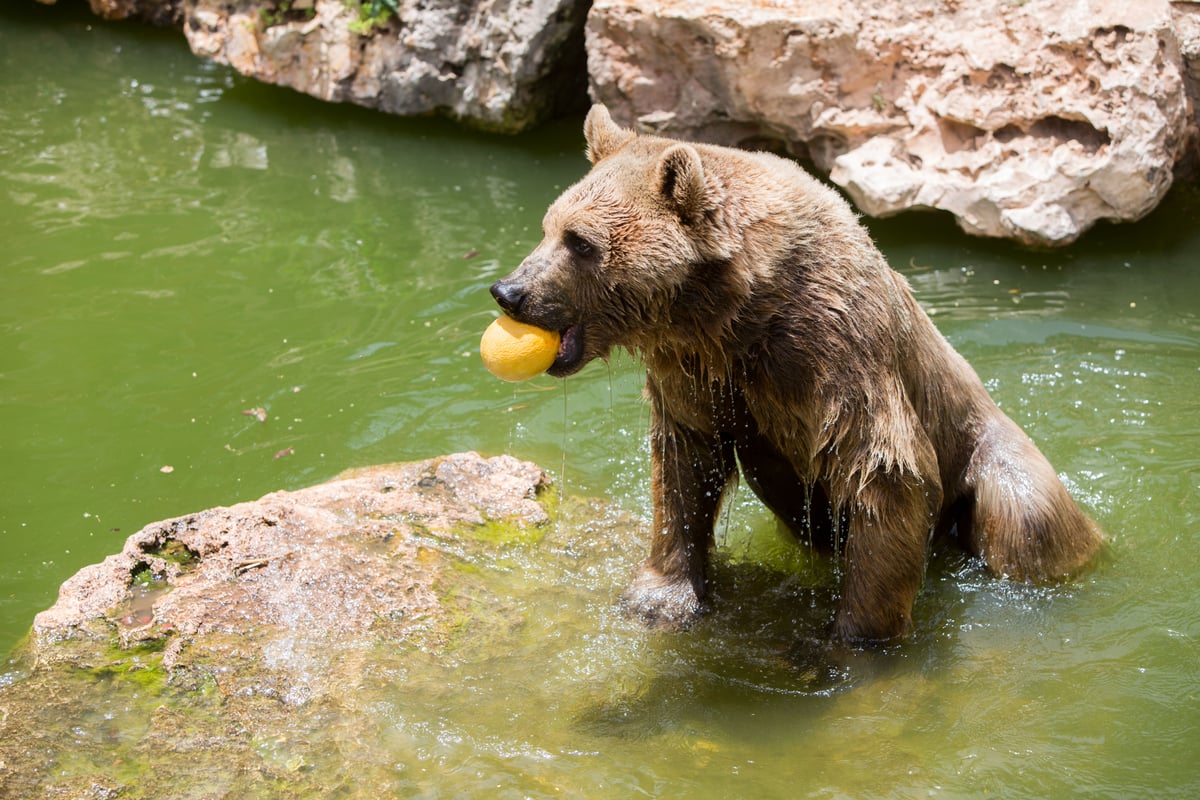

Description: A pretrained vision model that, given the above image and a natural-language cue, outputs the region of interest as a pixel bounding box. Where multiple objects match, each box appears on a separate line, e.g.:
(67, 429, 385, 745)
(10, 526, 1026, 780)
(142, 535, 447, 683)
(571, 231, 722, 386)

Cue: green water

(2, 4, 1198, 797)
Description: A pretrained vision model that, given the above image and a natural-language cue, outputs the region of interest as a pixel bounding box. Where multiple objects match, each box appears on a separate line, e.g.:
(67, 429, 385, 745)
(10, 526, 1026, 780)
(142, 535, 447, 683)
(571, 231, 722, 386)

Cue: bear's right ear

(656, 144, 707, 219)
(584, 105, 635, 164)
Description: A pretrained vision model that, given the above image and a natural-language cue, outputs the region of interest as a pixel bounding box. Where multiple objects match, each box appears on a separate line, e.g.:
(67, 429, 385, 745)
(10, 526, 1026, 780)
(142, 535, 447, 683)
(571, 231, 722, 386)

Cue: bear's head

(490, 105, 730, 377)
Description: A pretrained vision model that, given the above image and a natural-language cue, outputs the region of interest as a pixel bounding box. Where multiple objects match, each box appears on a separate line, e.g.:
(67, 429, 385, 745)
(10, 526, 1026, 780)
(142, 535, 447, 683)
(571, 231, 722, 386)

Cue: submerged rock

(2, 445, 884, 799)
(0, 452, 568, 798)
(0, 451, 1075, 796)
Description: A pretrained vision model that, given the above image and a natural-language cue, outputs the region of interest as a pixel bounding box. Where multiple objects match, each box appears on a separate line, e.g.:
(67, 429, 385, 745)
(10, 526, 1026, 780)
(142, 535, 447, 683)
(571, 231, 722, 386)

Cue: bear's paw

(620, 564, 705, 630)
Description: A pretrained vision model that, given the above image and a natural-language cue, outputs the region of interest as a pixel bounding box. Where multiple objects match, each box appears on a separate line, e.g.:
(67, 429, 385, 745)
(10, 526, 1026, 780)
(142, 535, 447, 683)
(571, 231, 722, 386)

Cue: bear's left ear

(656, 144, 707, 219)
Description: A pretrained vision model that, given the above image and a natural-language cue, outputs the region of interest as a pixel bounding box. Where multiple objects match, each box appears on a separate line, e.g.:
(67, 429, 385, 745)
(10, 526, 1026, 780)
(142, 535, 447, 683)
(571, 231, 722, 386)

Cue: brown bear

(490, 105, 1103, 643)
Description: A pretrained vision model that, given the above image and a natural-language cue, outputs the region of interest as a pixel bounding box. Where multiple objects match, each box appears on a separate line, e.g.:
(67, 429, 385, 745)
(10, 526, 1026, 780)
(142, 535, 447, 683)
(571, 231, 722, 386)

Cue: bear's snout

(490, 279, 528, 316)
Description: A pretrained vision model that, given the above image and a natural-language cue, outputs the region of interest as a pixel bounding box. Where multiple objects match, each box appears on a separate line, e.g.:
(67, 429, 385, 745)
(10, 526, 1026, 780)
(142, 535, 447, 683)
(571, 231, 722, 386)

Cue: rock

(1175, 1, 1200, 171)
(32, 452, 552, 653)
(77, 0, 182, 26)
(57, 0, 1200, 242)
(84, 0, 590, 133)
(1, 453, 584, 798)
(587, 0, 1196, 245)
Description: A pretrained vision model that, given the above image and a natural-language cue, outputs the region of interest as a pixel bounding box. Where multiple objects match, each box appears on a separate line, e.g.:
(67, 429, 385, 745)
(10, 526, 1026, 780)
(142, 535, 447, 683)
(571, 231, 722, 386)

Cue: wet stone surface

(0, 452, 582, 799)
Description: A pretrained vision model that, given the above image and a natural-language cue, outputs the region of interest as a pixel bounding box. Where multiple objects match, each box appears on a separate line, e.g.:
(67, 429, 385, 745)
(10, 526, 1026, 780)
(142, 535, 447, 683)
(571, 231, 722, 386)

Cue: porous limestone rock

(1174, 0, 1200, 169)
(587, 0, 1195, 245)
(54, 0, 1200, 242)
(0, 453, 644, 798)
(82, 0, 589, 132)
(31, 452, 552, 655)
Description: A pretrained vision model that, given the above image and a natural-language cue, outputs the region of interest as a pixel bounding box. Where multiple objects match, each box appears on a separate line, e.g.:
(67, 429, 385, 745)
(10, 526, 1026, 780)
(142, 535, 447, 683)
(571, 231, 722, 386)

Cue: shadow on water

(568, 535, 1093, 745)
(572, 577, 901, 744)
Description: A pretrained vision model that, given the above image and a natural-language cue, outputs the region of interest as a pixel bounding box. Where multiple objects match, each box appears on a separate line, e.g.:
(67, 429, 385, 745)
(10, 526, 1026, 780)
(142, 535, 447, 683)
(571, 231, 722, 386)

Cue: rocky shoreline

(43, 0, 1200, 242)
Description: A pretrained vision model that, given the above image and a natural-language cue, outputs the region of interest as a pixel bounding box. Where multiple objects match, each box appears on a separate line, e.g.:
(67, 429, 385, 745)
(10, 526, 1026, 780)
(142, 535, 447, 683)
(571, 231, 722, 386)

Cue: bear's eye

(564, 231, 595, 259)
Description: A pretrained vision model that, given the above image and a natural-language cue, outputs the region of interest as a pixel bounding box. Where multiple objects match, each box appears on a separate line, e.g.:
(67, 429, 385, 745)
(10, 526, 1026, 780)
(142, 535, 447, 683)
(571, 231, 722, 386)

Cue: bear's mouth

(548, 324, 584, 377)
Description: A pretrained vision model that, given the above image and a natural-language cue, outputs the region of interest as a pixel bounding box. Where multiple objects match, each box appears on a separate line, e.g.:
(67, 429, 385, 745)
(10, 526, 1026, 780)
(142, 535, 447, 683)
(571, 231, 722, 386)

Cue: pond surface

(2, 4, 1198, 798)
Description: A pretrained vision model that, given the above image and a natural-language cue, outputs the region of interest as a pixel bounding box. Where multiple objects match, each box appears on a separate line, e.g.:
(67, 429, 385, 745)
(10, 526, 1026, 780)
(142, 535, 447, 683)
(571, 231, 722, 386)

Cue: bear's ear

(584, 105, 634, 164)
(656, 144, 707, 219)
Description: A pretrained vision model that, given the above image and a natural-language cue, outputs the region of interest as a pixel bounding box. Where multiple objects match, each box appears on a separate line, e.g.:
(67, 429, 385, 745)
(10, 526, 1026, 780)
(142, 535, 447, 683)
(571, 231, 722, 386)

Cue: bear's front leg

(622, 392, 735, 630)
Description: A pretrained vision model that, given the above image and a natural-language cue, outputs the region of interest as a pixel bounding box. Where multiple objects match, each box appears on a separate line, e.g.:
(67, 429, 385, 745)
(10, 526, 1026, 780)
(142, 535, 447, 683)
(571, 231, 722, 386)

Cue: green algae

(148, 539, 201, 569)
(462, 517, 547, 547)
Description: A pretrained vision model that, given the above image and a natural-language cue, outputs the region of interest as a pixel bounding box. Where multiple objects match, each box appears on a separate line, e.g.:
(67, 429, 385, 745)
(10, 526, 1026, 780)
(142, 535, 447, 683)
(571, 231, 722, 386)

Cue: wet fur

(492, 106, 1103, 643)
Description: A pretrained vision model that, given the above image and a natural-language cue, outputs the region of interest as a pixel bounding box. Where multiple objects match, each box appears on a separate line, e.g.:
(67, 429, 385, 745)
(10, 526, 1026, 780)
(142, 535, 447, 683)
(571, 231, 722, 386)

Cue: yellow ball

(480, 316, 561, 382)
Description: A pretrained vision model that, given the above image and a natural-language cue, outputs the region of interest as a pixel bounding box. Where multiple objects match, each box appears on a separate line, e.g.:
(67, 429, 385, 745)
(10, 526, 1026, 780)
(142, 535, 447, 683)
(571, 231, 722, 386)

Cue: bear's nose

(490, 280, 527, 315)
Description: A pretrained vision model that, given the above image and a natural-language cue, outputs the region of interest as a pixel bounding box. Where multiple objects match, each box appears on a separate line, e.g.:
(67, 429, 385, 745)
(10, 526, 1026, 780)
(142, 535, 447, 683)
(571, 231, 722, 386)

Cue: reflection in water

(208, 130, 270, 170)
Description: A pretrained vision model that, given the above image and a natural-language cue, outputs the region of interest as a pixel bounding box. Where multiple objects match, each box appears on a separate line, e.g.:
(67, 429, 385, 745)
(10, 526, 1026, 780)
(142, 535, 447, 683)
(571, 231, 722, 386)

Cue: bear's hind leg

(964, 417, 1102, 581)
(834, 473, 938, 644)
